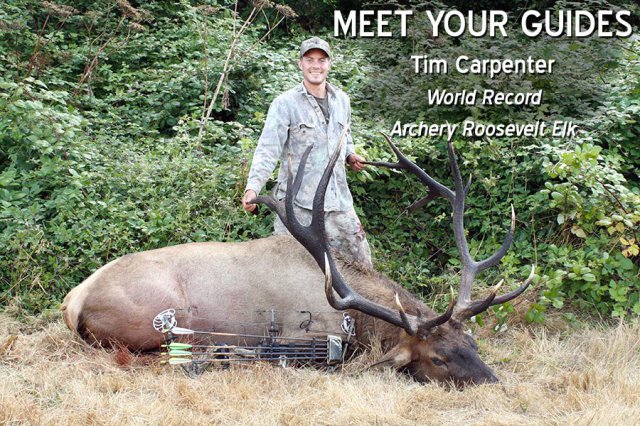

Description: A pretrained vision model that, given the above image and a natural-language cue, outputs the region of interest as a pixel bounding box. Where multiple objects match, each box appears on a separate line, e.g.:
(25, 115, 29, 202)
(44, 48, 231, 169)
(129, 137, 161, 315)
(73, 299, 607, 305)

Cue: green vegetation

(1, 0, 638, 322)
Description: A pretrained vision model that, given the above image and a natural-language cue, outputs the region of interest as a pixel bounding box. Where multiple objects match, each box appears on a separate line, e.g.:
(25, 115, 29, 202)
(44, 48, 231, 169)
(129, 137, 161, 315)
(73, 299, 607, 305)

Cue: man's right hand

(242, 189, 258, 212)
(347, 153, 367, 172)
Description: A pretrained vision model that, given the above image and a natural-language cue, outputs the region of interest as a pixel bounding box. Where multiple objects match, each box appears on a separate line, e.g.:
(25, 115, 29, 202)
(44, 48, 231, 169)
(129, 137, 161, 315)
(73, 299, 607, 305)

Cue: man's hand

(347, 154, 366, 172)
(242, 189, 258, 212)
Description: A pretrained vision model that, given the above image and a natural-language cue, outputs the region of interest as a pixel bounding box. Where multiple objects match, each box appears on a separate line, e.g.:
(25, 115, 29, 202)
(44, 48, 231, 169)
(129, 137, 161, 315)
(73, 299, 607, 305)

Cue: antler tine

(464, 174, 472, 196)
(476, 204, 516, 272)
(364, 160, 404, 169)
(366, 133, 454, 202)
(252, 192, 285, 222)
(310, 127, 349, 248)
(446, 141, 474, 271)
(395, 294, 417, 336)
(407, 193, 438, 212)
(409, 175, 470, 214)
(441, 141, 476, 318)
(454, 280, 501, 320)
(252, 145, 315, 242)
(446, 140, 465, 195)
(491, 265, 535, 305)
(395, 286, 457, 338)
(405, 175, 470, 213)
(416, 287, 456, 335)
(454, 265, 535, 320)
(287, 153, 305, 215)
(286, 146, 316, 236)
(324, 253, 347, 309)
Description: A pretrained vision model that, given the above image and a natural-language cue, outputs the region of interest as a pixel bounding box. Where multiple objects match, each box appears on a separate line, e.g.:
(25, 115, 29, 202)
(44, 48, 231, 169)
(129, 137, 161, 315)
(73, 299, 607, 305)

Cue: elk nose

(477, 370, 499, 384)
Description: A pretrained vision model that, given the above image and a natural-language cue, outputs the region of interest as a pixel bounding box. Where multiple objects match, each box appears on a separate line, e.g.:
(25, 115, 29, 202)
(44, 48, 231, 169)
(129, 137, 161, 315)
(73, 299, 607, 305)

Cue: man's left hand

(347, 154, 366, 172)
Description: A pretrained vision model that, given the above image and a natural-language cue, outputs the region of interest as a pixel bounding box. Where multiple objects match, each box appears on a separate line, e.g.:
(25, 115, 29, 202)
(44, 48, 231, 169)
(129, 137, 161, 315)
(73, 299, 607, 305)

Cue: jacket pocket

(289, 121, 316, 136)
(288, 121, 316, 157)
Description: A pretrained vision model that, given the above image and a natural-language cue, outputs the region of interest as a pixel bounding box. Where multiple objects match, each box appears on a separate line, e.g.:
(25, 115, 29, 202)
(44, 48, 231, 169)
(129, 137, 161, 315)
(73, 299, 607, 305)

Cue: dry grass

(1, 312, 638, 425)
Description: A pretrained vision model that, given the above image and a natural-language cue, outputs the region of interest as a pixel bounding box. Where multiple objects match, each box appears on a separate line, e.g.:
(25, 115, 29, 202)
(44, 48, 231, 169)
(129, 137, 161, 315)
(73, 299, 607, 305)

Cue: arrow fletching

(167, 358, 193, 365)
(167, 349, 192, 357)
(161, 342, 193, 350)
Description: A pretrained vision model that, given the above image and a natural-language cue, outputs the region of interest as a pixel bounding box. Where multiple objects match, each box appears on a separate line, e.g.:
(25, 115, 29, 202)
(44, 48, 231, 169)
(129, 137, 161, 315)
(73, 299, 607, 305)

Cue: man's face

(299, 49, 331, 87)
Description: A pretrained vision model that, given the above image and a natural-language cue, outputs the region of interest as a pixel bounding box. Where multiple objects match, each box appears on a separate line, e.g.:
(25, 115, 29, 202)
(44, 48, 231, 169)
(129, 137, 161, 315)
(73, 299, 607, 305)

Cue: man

(242, 36, 372, 268)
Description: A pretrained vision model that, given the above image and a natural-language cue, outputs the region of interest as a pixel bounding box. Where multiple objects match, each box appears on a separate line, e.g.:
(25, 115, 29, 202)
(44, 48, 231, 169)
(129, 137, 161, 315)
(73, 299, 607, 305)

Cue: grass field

(1, 312, 638, 425)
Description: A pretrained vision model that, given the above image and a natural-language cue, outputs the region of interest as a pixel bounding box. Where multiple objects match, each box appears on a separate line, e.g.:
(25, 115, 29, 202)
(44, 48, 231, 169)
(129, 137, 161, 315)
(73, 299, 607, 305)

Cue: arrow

(161, 356, 326, 364)
(170, 326, 195, 335)
(162, 327, 321, 342)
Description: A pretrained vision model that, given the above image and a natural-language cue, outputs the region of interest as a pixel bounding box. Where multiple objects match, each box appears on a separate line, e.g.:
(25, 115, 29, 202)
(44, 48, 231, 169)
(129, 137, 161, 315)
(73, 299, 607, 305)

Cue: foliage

(1, 0, 280, 311)
(1, 0, 638, 322)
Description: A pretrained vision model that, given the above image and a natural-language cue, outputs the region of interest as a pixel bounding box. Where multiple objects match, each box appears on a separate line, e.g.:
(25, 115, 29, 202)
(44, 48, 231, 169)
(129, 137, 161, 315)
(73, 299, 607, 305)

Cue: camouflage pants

(273, 205, 373, 269)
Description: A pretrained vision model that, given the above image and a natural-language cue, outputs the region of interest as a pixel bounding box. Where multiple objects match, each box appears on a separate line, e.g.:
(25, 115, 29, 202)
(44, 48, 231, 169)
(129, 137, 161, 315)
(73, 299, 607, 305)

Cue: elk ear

(369, 343, 413, 370)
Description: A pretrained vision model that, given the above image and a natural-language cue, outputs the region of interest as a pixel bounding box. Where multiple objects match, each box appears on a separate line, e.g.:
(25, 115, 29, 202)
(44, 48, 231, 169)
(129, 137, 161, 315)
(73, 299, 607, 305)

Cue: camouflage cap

(300, 37, 331, 59)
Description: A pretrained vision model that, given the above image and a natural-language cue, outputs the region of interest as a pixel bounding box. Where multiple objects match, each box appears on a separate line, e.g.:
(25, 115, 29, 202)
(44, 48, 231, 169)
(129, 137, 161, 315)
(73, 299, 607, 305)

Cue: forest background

(1, 0, 639, 328)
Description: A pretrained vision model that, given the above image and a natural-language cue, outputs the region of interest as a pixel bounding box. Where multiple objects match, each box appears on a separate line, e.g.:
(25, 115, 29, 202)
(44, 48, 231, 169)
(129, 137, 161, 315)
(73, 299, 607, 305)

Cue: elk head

(253, 131, 533, 386)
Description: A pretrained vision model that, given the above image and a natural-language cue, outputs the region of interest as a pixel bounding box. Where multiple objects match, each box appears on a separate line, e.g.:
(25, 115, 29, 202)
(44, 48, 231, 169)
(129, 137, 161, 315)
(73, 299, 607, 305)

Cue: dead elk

(62, 136, 533, 386)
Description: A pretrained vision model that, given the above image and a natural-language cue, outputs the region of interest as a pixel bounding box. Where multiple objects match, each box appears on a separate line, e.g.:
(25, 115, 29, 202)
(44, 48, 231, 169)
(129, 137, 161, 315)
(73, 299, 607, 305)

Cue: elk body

(62, 235, 496, 385)
(62, 136, 532, 386)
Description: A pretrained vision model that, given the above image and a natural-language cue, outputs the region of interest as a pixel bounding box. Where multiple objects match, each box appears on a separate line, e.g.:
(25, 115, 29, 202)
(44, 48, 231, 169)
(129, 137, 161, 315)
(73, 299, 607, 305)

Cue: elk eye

(431, 357, 445, 366)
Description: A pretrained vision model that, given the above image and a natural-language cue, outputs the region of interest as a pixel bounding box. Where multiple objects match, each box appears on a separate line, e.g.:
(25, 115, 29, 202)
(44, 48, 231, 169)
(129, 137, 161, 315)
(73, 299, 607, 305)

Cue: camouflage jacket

(245, 82, 356, 211)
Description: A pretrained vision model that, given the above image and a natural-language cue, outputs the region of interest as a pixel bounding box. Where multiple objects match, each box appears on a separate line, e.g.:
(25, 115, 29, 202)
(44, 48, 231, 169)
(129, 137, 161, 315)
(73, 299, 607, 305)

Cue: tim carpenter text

(411, 56, 555, 78)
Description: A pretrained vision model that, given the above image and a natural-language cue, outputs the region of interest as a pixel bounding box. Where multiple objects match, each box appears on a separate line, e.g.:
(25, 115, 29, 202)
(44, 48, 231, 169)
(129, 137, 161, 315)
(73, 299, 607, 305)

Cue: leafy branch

(197, 0, 297, 144)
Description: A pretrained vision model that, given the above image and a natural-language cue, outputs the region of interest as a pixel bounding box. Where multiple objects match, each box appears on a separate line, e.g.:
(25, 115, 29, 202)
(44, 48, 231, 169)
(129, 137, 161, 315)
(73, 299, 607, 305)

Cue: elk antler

(252, 131, 454, 338)
(370, 133, 533, 320)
